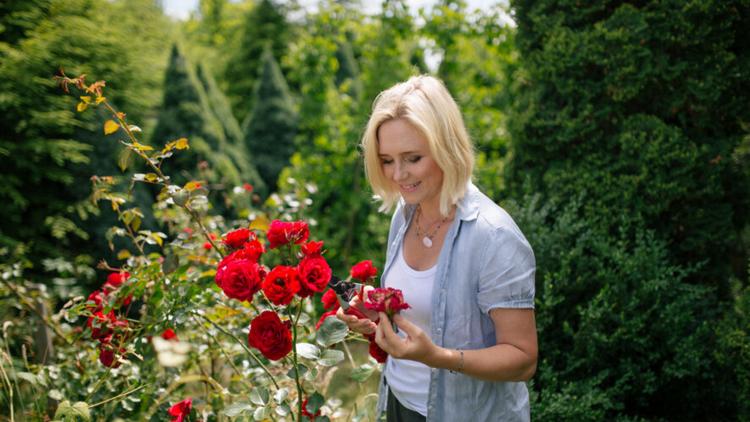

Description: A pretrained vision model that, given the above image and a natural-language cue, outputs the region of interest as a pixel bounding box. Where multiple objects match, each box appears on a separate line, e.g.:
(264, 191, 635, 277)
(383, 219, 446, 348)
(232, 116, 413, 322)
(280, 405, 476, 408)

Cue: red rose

(98, 345, 124, 368)
(321, 289, 340, 310)
(301, 240, 324, 257)
(168, 398, 192, 422)
(103, 271, 130, 291)
(243, 183, 253, 192)
(297, 256, 332, 298)
(162, 328, 178, 341)
(203, 241, 213, 250)
(86, 290, 107, 312)
(365, 287, 410, 317)
(222, 228, 255, 250)
(368, 337, 388, 363)
(215, 258, 265, 302)
(267, 220, 309, 249)
(302, 397, 322, 419)
(350, 260, 378, 282)
(262, 265, 301, 306)
(87, 310, 116, 341)
(315, 309, 338, 330)
(247, 311, 292, 361)
(225, 239, 265, 262)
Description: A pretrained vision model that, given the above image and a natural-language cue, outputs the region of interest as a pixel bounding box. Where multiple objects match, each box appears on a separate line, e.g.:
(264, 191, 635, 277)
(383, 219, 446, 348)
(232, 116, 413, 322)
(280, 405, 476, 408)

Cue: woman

(337, 75, 537, 421)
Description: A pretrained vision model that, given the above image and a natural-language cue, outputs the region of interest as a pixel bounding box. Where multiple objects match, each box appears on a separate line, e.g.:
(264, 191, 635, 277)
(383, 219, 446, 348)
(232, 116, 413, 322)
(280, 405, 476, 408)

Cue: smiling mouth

(400, 182, 420, 192)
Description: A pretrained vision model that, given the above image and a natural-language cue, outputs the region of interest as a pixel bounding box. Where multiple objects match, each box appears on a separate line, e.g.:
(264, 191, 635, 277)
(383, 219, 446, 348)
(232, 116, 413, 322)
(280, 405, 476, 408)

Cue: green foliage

(0, 0, 171, 275)
(223, 0, 292, 121)
(508, 0, 750, 418)
(242, 46, 298, 194)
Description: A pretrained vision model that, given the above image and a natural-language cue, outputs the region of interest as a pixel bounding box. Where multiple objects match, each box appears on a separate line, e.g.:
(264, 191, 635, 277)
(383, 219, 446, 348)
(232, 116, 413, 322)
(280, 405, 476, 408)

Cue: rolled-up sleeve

(477, 227, 536, 313)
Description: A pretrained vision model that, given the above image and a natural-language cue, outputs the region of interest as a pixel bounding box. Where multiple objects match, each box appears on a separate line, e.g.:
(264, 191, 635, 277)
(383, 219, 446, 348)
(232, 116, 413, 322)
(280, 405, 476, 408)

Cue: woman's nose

(393, 162, 408, 181)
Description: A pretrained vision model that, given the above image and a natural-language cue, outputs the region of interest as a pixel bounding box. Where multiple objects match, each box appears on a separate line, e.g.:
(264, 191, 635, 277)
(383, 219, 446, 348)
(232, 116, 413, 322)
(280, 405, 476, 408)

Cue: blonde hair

(361, 75, 475, 217)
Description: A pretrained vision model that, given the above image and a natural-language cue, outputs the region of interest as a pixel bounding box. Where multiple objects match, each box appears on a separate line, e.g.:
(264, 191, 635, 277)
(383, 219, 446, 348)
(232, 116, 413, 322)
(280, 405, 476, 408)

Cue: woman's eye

(408, 156, 422, 163)
(381, 159, 393, 165)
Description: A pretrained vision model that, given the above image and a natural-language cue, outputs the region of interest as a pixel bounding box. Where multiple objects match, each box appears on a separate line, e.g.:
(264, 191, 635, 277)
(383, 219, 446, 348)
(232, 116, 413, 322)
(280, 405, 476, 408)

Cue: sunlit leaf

(248, 214, 270, 232)
(104, 119, 119, 135)
(316, 317, 348, 347)
(296, 342, 321, 360)
(76, 102, 88, 112)
(174, 137, 189, 149)
(117, 250, 131, 260)
(144, 173, 159, 183)
(79, 96, 91, 104)
(184, 181, 203, 192)
(350, 364, 375, 382)
(95, 96, 106, 104)
(224, 403, 253, 417)
(318, 349, 344, 366)
(249, 386, 269, 406)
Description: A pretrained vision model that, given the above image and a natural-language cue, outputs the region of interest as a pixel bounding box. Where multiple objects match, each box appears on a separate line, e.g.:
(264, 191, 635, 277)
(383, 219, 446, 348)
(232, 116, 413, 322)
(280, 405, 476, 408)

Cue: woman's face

(377, 118, 444, 210)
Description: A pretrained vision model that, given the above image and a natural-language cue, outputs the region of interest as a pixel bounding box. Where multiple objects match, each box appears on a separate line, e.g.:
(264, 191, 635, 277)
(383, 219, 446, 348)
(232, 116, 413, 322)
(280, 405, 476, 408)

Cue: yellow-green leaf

(76, 102, 88, 112)
(132, 142, 154, 151)
(79, 96, 91, 104)
(184, 181, 203, 192)
(117, 249, 131, 260)
(174, 137, 189, 149)
(95, 96, 106, 104)
(151, 232, 163, 247)
(248, 214, 270, 232)
(104, 120, 119, 135)
(144, 173, 159, 183)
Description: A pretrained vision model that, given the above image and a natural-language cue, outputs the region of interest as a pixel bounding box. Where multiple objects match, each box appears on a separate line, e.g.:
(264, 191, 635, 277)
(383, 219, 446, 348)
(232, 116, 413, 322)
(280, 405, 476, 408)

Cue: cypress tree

(223, 0, 290, 122)
(507, 0, 750, 419)
(196, 63, 265, 192)
(242, 46, 297, 194)
(151, 44, 243, 187)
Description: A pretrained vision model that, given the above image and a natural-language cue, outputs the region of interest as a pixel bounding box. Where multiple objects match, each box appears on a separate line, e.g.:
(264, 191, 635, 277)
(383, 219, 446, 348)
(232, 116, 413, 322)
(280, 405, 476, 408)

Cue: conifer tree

(151, 44, 243, 187)
(224, 0, 290, 121)
(242, 46, 298, 194)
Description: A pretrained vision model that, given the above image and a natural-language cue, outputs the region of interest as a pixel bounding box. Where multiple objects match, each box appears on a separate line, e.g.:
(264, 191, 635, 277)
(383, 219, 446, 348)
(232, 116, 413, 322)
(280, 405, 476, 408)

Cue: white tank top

(383, 243, 436, 416)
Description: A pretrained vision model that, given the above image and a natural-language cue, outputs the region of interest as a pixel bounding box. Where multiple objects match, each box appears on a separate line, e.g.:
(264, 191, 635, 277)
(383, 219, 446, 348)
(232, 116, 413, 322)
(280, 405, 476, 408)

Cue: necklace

(414, 205, 450, 248)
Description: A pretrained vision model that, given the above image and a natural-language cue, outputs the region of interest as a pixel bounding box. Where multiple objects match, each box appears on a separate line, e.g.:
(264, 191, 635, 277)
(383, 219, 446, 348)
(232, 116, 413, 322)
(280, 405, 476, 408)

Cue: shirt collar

(401, 181, 480, 224)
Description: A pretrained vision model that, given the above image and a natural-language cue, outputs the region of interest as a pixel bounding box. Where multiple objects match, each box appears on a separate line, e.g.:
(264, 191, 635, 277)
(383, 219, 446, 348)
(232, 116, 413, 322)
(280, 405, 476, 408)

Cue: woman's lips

(400, 181, 420, 193)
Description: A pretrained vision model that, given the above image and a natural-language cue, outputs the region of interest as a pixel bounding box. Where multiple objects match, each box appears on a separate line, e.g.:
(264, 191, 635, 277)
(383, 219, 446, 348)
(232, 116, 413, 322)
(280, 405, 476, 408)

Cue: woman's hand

(375, 312, 440, 364)
(335, 288, 378, 335)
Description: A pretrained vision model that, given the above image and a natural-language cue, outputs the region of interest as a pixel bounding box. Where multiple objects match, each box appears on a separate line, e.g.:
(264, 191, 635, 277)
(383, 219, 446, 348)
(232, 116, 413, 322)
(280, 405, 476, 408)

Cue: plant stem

(291, 301, 304, 422)
(90, 384, 148, 408)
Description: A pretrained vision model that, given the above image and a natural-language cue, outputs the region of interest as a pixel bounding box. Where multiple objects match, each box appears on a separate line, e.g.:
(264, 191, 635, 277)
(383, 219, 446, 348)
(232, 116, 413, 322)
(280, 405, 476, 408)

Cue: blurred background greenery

(0, 0, 748, 420)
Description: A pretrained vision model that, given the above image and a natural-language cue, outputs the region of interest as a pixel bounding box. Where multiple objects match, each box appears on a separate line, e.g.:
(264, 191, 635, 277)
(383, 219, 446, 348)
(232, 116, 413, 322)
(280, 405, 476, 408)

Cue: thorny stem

(192, 311, 279, 390)
(191, 315, 243, 378)
(291, 301, 304, 422)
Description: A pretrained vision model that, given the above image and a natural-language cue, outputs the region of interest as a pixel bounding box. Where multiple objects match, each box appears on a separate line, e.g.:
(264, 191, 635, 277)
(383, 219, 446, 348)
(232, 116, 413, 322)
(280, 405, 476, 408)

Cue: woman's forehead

(377, 119, 429, 155)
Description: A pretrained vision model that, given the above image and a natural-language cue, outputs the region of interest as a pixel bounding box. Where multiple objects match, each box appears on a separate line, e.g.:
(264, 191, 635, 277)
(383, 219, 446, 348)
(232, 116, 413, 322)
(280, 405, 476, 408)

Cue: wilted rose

(365, 287, 410, 317)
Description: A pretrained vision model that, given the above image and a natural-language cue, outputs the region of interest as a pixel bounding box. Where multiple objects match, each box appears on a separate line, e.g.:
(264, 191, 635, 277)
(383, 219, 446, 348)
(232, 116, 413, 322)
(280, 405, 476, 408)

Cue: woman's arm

(374, 308, 537, 382)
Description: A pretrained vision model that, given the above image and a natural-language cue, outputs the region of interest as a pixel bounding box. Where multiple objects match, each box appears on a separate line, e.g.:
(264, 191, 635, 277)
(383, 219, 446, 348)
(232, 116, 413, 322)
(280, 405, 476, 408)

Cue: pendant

(422, 236, 433, 248)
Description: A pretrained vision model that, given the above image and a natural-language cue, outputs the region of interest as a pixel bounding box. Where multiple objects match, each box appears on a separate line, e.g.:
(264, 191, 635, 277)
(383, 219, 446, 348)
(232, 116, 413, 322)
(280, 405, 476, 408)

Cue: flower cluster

(85, 271, 132, 367)
(214, 221, 331, 361)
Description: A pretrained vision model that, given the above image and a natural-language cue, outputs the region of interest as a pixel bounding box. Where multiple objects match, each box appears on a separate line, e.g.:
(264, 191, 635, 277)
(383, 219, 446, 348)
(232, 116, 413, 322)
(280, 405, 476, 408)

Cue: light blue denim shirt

(376, 183, 536, 421)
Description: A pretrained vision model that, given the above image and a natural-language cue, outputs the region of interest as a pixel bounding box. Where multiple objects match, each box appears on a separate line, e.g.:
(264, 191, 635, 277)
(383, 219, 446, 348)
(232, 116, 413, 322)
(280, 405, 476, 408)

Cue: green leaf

(275, 403, 291, 416)
(54, 400, 91, 421)
(318, 349, 344, 367)
(316, 317, 348, 347)
(350, 363, 376, 382)
(253, 406, 269, 421)
(274, 387, 289, 404)
(223, 402, 253, 417)
(296, 342, 321, 360)
(306, 392, 325, 414)
(249, 386, 269, 406)
(287, 364, 308, 379)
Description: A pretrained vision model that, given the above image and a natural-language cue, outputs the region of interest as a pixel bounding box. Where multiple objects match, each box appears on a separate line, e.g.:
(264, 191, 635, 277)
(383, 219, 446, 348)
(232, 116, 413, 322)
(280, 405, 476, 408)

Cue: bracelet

(450, 349, 464, 373)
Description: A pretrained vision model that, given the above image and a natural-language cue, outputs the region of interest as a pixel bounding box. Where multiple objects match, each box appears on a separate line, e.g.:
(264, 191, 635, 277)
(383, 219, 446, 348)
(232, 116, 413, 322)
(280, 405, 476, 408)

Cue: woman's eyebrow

(378, 150, 420, 157)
